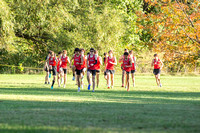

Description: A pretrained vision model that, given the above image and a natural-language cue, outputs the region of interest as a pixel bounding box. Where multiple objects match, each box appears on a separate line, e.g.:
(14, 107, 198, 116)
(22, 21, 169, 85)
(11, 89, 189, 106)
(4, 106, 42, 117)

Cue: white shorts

(82, 68, 87, 73)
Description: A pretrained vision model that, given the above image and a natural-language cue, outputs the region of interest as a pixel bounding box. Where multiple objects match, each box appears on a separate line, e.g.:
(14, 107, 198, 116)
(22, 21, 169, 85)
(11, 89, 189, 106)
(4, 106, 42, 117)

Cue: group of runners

(44, 48, 163, 92)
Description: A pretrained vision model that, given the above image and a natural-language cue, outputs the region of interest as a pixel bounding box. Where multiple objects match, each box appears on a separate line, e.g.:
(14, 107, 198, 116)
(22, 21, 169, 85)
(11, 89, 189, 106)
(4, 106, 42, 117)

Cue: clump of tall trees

(0, 0, 199, 73)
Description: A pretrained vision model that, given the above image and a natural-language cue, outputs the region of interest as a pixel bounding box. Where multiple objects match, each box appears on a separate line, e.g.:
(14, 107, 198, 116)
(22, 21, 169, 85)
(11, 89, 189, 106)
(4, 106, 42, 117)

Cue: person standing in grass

(73, 48, 83, 92)
(129, 50, 136, 87)
(122, 52, 132, 91)
(80, 48, 87, 89)
(106, 50, 117, 89)
(94, 50, 102, 88)
(103, 52, 108, 81)
(61, 50, 70, 88)
(44, 50, 51, 84)
(119, 49, 129, 87)
(87, 48, 98, 92)
(151, 54, 163, 87)
(71, 51, 76, 81)
(57, 51, 63, 87)
(47, 51, 58, 89)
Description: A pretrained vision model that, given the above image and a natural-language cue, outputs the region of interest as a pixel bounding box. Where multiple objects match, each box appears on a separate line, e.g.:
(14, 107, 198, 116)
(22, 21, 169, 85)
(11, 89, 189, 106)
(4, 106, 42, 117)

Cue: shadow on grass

(0, 98, 200, 133)
(0, 87, 200, 99)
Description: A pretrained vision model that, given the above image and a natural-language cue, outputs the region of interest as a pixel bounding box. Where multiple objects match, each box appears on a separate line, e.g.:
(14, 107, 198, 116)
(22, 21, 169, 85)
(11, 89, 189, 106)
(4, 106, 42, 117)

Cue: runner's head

(58, 51, 62, 58)
(75, 48, 80, 55)
(124, 52, 129, 59)
(80, 48, 85, 55)
(129, 50, 133, 55)
(63, 50, 67, 56)
(124, 49, 128, 53)
(104, 52, 107, 57)
(48, 50, 52, 57)
(50, 51, 55, 57)
(154, 54, 158, 60)
(94, 50, 98, 56)
(108, 50, 113, 57)
(90, 48, 95, 55)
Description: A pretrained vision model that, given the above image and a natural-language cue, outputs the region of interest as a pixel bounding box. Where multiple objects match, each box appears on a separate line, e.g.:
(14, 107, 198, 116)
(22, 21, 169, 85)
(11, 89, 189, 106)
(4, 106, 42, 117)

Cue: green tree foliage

(0, 0, 142, 68)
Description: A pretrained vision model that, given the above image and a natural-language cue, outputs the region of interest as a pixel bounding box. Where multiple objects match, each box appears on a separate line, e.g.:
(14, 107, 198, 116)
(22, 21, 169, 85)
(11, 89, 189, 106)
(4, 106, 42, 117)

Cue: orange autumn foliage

(137, 0, 200, 71)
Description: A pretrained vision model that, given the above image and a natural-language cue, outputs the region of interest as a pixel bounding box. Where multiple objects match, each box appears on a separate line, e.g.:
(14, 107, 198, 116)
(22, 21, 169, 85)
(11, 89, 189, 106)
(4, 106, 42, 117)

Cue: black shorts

(125, 71, 131, 74)
(131, 70, 135, 74)
(106, 69, 115, 74)
(63, 68, 67, 74)
(50, 66, 57, 76)
(96, 69, 100, 73)
(104, 71, 107, 76)
(153, 69, 161, 75)
(75, 69, 83, 75)
(88, 69, 96, 76)
(45, 67, 49, 72)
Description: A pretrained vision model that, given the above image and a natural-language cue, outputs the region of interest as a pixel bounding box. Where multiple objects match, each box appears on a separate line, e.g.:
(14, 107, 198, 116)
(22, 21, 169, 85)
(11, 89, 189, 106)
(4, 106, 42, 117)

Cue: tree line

(0, 0, 199, 73)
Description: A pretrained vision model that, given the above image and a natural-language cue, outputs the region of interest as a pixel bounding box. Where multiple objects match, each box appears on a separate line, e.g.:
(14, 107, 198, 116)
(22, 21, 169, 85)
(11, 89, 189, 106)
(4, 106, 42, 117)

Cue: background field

(0, 74, 200, 133)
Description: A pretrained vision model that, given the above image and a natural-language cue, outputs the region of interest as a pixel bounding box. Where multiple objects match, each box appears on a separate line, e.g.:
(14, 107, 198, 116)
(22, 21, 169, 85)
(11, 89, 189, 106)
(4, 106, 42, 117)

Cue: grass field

(0, 74, 200, 133)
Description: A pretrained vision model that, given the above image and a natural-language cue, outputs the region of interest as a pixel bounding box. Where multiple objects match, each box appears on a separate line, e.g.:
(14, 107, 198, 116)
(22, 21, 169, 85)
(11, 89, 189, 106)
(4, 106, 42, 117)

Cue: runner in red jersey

(103, 52, 108, 80)
(119, 49, 129, 87)
(122, 52, 132, 91)
(94, 50, 102, 88)
(70, 50, 78, 86)
(57, 51, 64, 87)
(61, 50, 70, 88)
(80, 48, 87, 89)
(44, 50, 51, 85)
(129, 50, 136, 87)
(87, 48, 98, 92)
(72, 48, 83, 92)
(106, 50, 117, 89)
(151, 54, 163, 87)
(70, 50, 76, 81)
(47, 51, 58, 89)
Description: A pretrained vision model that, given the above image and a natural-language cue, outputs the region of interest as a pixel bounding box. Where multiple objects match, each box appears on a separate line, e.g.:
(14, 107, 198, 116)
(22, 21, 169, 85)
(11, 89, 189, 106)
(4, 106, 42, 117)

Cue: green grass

(0, 74, 200, 133)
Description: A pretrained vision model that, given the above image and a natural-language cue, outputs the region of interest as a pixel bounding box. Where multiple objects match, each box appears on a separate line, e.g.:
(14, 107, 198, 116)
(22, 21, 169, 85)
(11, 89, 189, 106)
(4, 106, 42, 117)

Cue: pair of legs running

(45, 71, 50, 84)
(122, 70, 135, 88)
(106, 70, 114, 88)
(76, 68, 86, 91)
(87, 70, 96, 92)
(49, 66, 56, 89)
(153, 69, 162, 87)
(155, 74, 162, 87)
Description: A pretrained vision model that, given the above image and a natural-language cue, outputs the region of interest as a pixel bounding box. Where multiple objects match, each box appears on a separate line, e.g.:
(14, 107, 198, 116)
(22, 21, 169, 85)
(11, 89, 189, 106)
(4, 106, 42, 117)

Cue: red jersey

(154, 59, 161, 69)
(49, 57, 56, 66)
(121, 55, 130, 70)
(123, 58, 131, 72)
(106, 56, 115, 70)
(131, 56, 135, 70)
(61, 56, 68, 69)
(74, 54, 82, 70)
(88, 54, 96, 70)
(57, 58, 61, 72)
(95, 56, 101, 70)
(81, 55, 87, 69)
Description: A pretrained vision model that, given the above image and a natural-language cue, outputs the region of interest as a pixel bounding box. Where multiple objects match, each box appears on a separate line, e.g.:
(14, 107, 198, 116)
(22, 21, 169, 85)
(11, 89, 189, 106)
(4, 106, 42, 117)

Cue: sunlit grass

(0, 74, 200, 133)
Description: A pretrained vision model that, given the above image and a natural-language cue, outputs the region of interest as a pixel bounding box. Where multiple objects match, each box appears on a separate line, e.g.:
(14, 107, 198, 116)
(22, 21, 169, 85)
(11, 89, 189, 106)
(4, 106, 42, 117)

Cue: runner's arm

(67, 57, 70, 64)
(93, 54, 98, 65)
(113, 57, 117, 65)
(99, 56, 103, 65)
(79, 55, 83, 65)
(160, 59, 164, 69)
(70, 55, 74, 67)
(134, 57, 136, 70)
(151, 59, 154, 67)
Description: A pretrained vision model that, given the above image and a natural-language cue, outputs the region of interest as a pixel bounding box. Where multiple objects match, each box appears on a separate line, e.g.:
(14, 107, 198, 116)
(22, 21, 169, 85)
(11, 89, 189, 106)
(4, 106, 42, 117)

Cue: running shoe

(88, 84, 91, 90)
